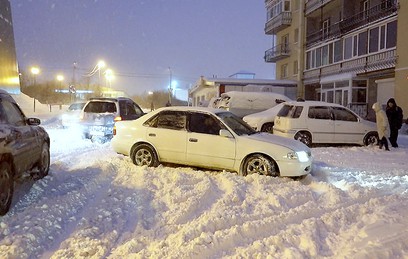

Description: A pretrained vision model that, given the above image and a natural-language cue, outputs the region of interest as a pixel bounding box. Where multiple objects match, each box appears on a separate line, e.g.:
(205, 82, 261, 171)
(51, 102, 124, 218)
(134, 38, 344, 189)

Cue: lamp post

(31, 66, 40, 112)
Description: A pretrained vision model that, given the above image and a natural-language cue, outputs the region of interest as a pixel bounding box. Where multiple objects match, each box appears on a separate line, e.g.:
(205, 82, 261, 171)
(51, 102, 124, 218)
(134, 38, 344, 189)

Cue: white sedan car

(243, 102, 285, 133)
(112, 107, 312, 177)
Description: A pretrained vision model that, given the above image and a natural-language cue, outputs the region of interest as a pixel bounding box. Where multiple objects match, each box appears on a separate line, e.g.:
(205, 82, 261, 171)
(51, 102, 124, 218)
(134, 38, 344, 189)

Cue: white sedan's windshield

(217, 112, 256, 136)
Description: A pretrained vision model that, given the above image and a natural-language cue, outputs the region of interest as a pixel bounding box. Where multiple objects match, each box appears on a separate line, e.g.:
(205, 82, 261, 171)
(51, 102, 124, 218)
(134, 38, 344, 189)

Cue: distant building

(264, 0, 407, 119)
(189, 75, 297, 107)
(0, 0, 20, 94)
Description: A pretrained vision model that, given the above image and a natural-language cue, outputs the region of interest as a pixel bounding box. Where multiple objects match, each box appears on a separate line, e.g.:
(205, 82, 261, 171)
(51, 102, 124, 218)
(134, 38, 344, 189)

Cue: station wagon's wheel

(0, 161, 14, 216)
(35, 143, 50, 180)
(261, 122, 274, 133)
(132, 144, 159, 167)
(294, 131, 312, 147)
(364, 131, 379, 146)
(242, 154, 279, 177)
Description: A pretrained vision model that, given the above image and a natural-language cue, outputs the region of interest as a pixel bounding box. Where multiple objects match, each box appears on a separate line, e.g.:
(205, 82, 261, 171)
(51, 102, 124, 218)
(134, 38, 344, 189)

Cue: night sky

(11, 0, 275, 99)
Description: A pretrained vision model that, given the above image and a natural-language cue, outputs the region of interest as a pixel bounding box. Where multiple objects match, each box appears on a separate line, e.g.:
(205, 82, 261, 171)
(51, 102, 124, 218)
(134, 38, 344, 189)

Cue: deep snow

(1, 96, 408, 258)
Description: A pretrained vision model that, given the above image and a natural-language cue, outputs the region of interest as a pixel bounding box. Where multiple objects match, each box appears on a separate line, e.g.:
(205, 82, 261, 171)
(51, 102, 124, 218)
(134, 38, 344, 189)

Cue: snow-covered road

(1, 121, 408, 258)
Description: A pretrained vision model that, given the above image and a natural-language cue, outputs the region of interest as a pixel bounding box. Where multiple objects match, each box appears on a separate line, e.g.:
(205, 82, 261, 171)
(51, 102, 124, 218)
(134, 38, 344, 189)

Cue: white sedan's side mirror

(219, 129, 233, 138)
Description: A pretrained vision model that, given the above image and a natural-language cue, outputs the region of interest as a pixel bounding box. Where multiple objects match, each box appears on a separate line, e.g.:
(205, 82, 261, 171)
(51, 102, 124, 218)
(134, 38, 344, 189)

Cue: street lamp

(31, 66, 40, 112)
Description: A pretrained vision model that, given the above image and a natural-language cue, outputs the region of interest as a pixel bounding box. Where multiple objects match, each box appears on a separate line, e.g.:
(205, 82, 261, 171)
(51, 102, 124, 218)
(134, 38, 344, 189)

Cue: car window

(332, 107, 358, 122)
(119, 100, 144, 119)
(1, 99, 26, 126)
(217, 112, 255, 136)
(308, 106, 332, 120)
(189, 113, 223, 135)
(68, 103, 85, 111)
(277, 105, 293, 117)
(84, 101, 116, 113)
(148, 111, 186, 130)
(277, 105, 303, 118)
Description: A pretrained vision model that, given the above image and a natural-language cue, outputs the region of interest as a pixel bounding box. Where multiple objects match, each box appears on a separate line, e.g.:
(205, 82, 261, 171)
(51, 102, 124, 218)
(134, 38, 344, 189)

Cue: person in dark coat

(385, 98, 403, 148)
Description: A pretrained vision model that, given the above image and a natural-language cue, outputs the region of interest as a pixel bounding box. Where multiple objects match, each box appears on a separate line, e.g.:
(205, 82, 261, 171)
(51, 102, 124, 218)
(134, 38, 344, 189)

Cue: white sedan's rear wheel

(242, 154, 279, 177)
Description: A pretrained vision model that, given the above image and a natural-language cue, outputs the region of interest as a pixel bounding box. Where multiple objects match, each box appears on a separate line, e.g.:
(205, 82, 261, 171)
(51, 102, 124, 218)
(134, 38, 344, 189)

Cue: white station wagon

(273, 101, 379, 147)
(112, 107, 313, 178)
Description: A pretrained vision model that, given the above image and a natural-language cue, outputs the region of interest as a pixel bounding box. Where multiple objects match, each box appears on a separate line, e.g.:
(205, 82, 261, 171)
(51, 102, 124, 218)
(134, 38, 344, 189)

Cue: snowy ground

(1, 98, 408, 258)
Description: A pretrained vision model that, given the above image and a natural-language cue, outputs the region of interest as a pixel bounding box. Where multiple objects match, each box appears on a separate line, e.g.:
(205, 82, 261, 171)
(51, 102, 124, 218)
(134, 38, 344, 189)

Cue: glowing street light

(31, 66, 40, 112)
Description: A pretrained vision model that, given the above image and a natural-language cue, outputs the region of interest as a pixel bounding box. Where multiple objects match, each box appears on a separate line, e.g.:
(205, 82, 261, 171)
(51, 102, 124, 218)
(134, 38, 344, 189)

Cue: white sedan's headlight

(285, 151, 310, 162)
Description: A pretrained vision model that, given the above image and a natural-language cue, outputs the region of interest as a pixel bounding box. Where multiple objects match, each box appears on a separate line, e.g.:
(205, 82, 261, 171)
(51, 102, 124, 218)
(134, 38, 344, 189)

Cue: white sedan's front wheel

(132, 144, 159, 167)
(242, 154, 279, 177)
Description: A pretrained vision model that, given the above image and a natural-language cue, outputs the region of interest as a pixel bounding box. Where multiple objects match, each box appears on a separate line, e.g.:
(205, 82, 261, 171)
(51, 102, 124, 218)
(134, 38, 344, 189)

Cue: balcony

(305, 0, 334, 15)
(306, 22, 341, 47)
(341, 1, 398, 34)
(303, 49, 397, 83)
(265, 11, 292, 35)
(264, 44, 290, 62)
(306, 1, 397, 47)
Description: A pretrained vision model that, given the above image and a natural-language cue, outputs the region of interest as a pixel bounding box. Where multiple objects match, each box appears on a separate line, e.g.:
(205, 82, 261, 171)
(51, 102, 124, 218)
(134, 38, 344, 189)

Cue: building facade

(0, 0, 20, 94)
(265, 0, 407, 119)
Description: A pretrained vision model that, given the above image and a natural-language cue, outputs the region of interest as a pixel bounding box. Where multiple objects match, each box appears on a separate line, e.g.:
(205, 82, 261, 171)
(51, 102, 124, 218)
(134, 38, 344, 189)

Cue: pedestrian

(385, 98, 403, 148)
(372, 102, 390, 151)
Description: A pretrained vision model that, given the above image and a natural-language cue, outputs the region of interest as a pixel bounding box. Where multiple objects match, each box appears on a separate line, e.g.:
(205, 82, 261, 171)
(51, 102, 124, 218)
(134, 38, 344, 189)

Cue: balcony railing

(303, 49, 397, 82)
(264, 44, 290, 62)
(306, 22, 341, 47)
(341, 1, 398, 33)
(306, 1, 398, 46)
(305, 0, 334, 15)
(264, 11, 292, 35)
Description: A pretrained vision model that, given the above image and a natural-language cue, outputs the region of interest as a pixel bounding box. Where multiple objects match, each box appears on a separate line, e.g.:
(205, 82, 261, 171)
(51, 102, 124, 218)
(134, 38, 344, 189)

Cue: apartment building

(265, 0, 407, 119)
(0, 0, 20, 94)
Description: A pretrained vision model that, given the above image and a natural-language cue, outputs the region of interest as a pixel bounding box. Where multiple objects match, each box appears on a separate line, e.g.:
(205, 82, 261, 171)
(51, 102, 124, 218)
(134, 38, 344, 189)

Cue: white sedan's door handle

(189, 138, 198, 142)
(149, 133, 156, 137)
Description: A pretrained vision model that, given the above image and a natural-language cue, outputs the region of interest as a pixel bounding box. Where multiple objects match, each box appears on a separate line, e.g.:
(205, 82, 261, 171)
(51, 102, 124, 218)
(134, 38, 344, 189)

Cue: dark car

(0, 90, 50, 216)
(80, 97, 145, 143)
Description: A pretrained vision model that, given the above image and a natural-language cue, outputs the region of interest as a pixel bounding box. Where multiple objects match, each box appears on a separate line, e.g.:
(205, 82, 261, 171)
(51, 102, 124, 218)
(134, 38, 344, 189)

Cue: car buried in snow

(0, 90, 50, 216)
(111, 106, 312, 178)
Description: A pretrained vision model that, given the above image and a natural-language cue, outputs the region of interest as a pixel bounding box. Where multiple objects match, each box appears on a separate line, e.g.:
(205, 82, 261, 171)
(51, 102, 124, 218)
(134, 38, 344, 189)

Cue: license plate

(89, 126, 111, 136)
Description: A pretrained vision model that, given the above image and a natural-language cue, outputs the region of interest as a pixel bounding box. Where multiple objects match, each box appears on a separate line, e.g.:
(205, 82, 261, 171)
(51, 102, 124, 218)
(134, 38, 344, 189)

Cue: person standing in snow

(385, 98, 403, 148)
(372, 102, 390, 151)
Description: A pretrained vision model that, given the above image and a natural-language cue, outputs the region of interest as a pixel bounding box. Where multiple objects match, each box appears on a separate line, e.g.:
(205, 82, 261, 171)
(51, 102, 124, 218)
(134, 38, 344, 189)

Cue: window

(84, 101, 116, 113)
(323, 19, 330, 39)
(308, 106, 331, 120)
(369, 27, 379, 53)
(334, 40, 343, 62)
(386, 20, 397, 48)
(380, 25, 385, 49)
(189, 113, 222, 135)
(277, 105, 303, 118)
(358, 31, 367, 56)
(344, 37, 353, 59)
(1, 100, 26, 126)
(293, 60, 298, 75)
(322, 45, 329, 65)
(332, 107, 358, 122)
(281, 64, 288, 78)
(148, 111, 186, 130)
(294, 28, 299, 43)
(316, 47, 322, 67)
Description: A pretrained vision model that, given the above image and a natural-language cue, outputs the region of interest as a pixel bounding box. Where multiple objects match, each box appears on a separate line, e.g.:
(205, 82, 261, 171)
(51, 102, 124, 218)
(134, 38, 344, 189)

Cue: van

(214, 91, 291, 118)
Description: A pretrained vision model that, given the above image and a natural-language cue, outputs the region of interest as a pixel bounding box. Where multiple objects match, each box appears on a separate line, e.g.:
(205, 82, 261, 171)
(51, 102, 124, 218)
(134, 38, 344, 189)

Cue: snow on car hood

(244, 132, 310, 151)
